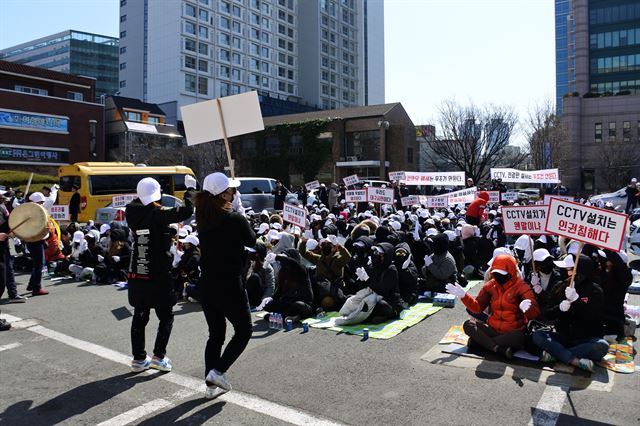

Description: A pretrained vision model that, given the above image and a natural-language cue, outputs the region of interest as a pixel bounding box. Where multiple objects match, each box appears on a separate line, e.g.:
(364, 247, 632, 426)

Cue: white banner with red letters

(443, 186, 477, 205)
(305, 180, 320, 191)
(400, 195, 420, 207)
(342, 174, 360, 187)
(490, 168, 560, 184)
(502, 205, 548, 235)
(367, 187, 395, 204)
(401, 171, 466, 187)
(112, 194, 137, 208)
(344, 189, 367, 203)
(50, 205, 69, 221)
(282, 202, 307, 228)
(545, 198, 628, 251)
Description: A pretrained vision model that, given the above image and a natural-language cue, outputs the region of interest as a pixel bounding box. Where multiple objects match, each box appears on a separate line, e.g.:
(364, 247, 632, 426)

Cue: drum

(9, 203, 49, 242)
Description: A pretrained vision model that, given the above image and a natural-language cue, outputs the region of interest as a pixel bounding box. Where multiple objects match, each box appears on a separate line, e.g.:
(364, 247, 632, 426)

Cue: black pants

(245, 273, 263, 307)
(202, 277, 253, 375)
(131, 306, 174, 360)
(26, 241, 45, 291)
(0, 245, 17, 299)
(369, 300, 396, 324)
(264, 299, 313, 319)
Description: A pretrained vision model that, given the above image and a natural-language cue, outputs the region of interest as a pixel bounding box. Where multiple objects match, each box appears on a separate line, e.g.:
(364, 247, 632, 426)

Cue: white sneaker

(205, 385, 228, 399)
(205, 369, 232, 391)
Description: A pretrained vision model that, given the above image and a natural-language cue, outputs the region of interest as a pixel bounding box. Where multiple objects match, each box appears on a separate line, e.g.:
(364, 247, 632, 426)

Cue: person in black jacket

(598, 250, 632, 340)
(125, 177, 194, 374)
(271, 180, 287, 211)
(264, 248, 314, 320)
(172, 234, 201, 299)
(195, 172, 256, 398)
(69, 184, 81, 222)
(393, 242, 419, 306)
(532, 255, 609, 373)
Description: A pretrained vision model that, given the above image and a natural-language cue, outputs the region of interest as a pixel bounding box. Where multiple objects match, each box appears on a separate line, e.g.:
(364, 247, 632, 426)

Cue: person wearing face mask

(513, 234, 534, 281)
(530, 249, 564, 319)
(532, 255, 608, 373)
(421, 233, 458, 294)
(244, 242, 275, 308)
(263, 248, 314, 322)
(598, 250, 632, 341)
(344, 236, 373, 295)
(393, 242, 419, 306)
(355, 242, 404, 324)
(446, 254, 540, 359)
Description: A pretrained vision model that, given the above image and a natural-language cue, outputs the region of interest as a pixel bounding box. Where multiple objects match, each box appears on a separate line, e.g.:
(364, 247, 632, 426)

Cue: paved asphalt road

(0, 271, 638, 426)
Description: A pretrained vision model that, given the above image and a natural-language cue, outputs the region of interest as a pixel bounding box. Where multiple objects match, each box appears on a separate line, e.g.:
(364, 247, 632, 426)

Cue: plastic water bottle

(277, 314, 283, 330)
(269, 313, 275, 329)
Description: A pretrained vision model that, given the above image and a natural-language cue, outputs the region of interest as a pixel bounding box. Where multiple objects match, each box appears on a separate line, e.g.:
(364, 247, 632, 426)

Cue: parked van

(236, 177, 297, 212)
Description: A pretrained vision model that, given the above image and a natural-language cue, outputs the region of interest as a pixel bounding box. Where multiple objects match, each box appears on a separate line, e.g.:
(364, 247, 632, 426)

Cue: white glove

(412, 225, 420, 241)
(565, 287, 579, 303)
(531, 275, 542, 294)
(185, 175, 197, 189)
(559, 300, 572, 312)
(265, 252, 277, 264)
(356, 267, 369, 282)
(424, 255, 433, 267)
(257, 297, 273, 311)
(97, 255, 104, 262)
(303, 229, 314, 240)
(112, 256, 120, 263)
(445, 283, 466, 298)
(519, 299, 532, 313)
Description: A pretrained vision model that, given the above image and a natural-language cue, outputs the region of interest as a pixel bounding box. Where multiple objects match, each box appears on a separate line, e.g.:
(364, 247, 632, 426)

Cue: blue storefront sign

(0, 110, 68, 133)
(0, 145, 69, 165)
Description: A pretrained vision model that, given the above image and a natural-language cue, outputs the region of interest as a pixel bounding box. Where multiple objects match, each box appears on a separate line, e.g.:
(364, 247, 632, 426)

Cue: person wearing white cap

(125, 177, 195, 374)
(530, 248, 565, 317)
(194, 172, 256, 398)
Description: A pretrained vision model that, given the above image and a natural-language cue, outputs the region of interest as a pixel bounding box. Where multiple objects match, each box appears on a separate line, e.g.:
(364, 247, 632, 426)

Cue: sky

(0, 0, 555, 141)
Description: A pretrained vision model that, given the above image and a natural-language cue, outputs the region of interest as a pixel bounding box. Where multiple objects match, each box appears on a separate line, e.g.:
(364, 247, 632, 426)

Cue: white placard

(400, 195, 420, 207)
(425, 196, 448, 208)
(501, 192, 520, 202)
(545, 198, 628, 251)
(402, 171, 466, 186)
(342, 174, 360, 187)
(543, 194, 573, 205)
(480, 191, 500, 204)
(490, 168, 560, 184)
(502, 206, 548, 235)
(345, 189, 367, 203)
(442, 186, 477, 205)
(180, 91, 265, 146)
(367, 187, 394, 204)
(388, 171, 406, 182)
(282, 202, 306, 228)
(112, 194, 137, 208)
(305, 180, 320, 191)
(49, 205, 69, 221)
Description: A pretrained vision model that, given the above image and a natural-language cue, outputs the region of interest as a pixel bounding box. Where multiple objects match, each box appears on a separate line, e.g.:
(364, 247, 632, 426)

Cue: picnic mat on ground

(301, 280, 482, 340)
(597, 338, 636, 374)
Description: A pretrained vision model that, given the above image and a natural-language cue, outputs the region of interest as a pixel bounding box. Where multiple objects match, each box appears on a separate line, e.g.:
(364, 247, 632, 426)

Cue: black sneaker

(0, 319, 10, 331)
(496, 345, 513, 360)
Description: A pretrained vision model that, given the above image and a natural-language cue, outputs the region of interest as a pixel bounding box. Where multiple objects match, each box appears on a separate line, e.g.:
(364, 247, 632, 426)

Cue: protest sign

(401, 195, 420, 207)
(402, 171, 465, 187)
(502, 206, 548, 235)
(501, 192, 519, 202)
(282, 202, 307, 228)
(50, 205, 69, 221)
(479, 191, 500, 204)
(112, 194, 137, 208)
(490, 168, 560, 184)
(425, 196, 448, 208)
(342, 174, 360, 187)
(545, 198, 628, 251)
(443, 186, 477, 205)
(305, 180, 320, 191)
(367, 187, 394, 204)
(543, 194, 573, 205)
(388, 171, 405, 182)
(345, 189, 367, 203)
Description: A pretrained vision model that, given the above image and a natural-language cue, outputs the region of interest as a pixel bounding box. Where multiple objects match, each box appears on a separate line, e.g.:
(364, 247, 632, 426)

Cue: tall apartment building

(0, 30, 119, 100)
(556, 0, 640, 193)
(117, 0, 384, 122)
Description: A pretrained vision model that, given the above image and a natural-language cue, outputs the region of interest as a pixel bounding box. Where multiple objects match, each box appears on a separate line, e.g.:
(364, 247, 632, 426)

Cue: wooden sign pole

(568, 242, 584, 288)
(215, 98, 235, 179)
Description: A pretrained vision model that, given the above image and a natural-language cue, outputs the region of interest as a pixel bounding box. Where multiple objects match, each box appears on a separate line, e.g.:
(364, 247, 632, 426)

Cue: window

(184, 38, 196, 51)
(14, 85, 48, 95)
(147, 116, 159, 125)
(261, 46, 269, 58)
(119, 80, 126, 88)
(220, 16, 230, 29)
(232, 68, 241, 80)
(219, 65, 230, 78)
(261, 32, 270, 43)
(595, 123, 603, 143)
(199, 9, 208, 21)
(120, 14, 127, 22)
(198, 59, 208, 72)
(219, 32, 230, 45)
(250, 42, 259, 55)
(125, 111, 141, 121)
(251, 12, 259, 24)
(185, 56, 196, 69)
(279, 81, 286, 91)
(198, 42, 208, 55)
(232, 36, 241, 48)
(185, 3, 196, 17)
(220, 1, 230, 13)
(232, 21, 241, 33)
(185, 73, 196, 92)
(119, 62, 127, 70)
(249, 73, 259, 86)
(219, 49, 230, 61)
(232, 5, 241, 17)
(185, 21, 196, 35)
(231, 84, 241, 95)
(199, 25, 208, 38)
(220, 82, 230, 96)
(198, 77, 208, 94)
(261, 62, 270, 73)
(608, 122, 616, 142)
(251, 27, 260, 39)
(262, 17, 270, 29)
(120, 31, 127, 38)
(232, 52, 241, 65)
(120, 46, 127, 54)
(250, 58, 259, 70)
(623, 121, 631, 142)
(287, 69, 293, 79)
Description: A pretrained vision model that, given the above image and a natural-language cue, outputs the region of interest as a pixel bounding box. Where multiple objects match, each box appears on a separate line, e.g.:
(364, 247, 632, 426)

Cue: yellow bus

(57, 162, 196, 223)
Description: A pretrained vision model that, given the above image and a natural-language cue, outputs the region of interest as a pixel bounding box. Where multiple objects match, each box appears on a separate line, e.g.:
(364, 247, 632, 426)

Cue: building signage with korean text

(0, 110, 68, 133)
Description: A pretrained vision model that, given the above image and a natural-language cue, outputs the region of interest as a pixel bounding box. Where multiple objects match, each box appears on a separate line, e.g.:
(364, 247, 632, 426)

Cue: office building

(0, 60, 104, 173)
(556, 0, 640, 193)
(0, 30, 119, 100)
(117, 0, 384, 121)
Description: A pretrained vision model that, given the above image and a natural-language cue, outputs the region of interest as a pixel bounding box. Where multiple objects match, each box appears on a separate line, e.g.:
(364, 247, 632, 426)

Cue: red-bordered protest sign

(345, 189, 367, 203)
(545, 198, 628, 251)
(502, 205, 548, 235)
(480, 191, 500, 204)
(50, 205, 69, 221)
(400, 195, 420, 207)
(282, 202, 306, 228)
(367, 187, 394, 204)
(424, 196, 448, 208)
(342, 174, 360, 187)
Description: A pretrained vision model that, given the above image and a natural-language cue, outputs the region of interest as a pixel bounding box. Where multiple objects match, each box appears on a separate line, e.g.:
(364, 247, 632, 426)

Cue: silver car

(236, 177, 298, 213)
(588, 187, 627, 211)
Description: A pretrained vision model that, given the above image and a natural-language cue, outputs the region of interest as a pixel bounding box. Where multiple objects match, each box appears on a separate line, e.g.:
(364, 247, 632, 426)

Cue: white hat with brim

(179, 234, 199, 246)
(533, 248, 552, 263)
(491, 269, 509, 275)
(29, 192, 46, 203)
(257, 223, 270, 234)
(137, 177, 162, 206)
(203, 172, 240, 196)
(487, 247, 511, 266)
(553, 256, 575, 269)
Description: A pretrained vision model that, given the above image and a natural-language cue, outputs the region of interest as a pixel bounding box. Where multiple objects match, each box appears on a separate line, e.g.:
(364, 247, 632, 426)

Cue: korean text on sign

(502, 206, 548, 235)
(49, 205, 69, 221)
(367, 187, 394, 204)
(400, 195, 420, 207)
(479, 191, 500, 204)
(282, 202, 307, 228)
(305, 180, 320, 191)
(388, 171, 406, 182)
(342, 174, 360, 187)
(345, 189, 367, 203)
(425, 196, 448, 208)
(402, 171, 466, 187)
(490, 168, 560, 184)
(545, 198, 628, 251)
(501, 192, 519, 202)
(443, 186, 477, 205)
(112, 194, 137, 208)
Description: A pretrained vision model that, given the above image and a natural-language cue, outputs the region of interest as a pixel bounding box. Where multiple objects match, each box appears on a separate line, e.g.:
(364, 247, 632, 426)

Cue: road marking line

(20, 321, 342, 426)
(0, 342, 21, 352)
(95, 398, 172, 426)
(528, 385, 567, 426)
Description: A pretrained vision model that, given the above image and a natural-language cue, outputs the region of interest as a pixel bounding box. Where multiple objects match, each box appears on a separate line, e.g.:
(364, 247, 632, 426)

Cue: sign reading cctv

(502, 206, 548, 235)
(490, 168, 560, 184)
(545, 198, 628, 251)
(282, 202, 306, 228)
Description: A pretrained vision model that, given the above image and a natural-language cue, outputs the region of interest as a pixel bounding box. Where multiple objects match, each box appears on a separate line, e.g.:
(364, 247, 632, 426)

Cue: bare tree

(426, 99, 528, 183)
(600, 141, 640, 191)
(182, 140, 228, 182)
(526, 99, 568, 170)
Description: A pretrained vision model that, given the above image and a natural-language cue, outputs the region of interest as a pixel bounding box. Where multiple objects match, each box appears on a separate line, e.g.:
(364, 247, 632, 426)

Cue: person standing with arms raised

(126, 176, 195, 373)
(195, 172, 256, 398)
